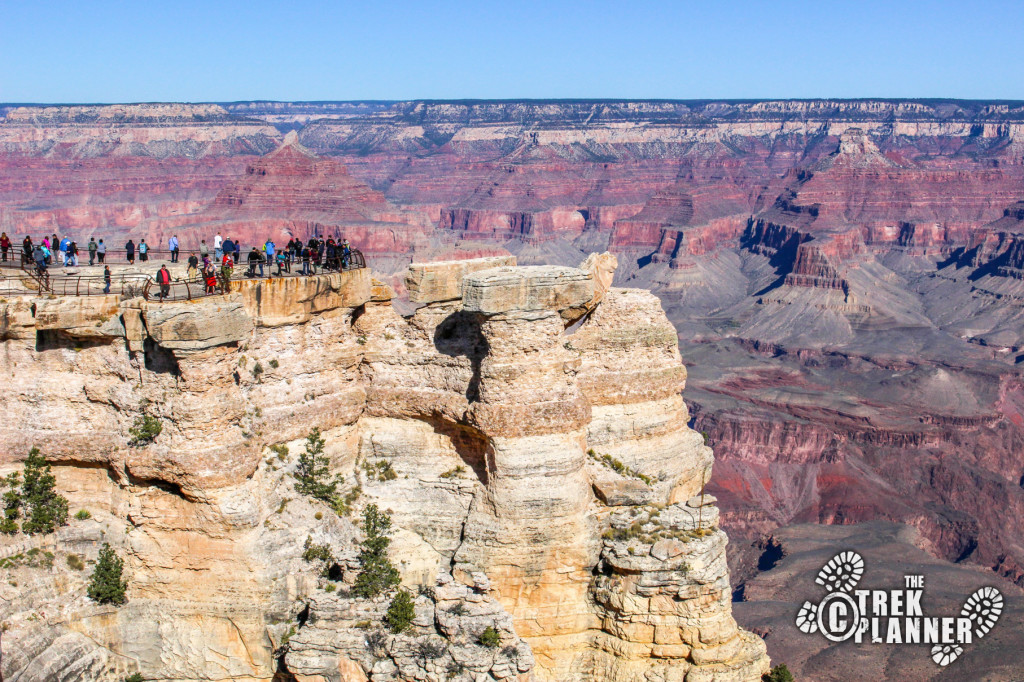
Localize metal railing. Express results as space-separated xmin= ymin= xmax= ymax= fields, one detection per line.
xmin=0 ymin=250 xmax=365 ymax=301
xmin=143 ymin=250 xmax=367 ymax=301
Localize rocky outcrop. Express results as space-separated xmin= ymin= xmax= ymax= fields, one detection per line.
xmin=0 ymin=257 xmax=767 ymax=682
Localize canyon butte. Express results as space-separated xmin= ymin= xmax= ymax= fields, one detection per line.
xmin=5 ymin=99 xmax=1024 ymax=680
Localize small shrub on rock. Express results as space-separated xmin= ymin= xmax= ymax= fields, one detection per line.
xmin=124 ymin=674 xmax=144 ymax=682
xmin=75 ymin=509 xmax=91 ymax=520
xmin=87 ymin=543 xmax=128 ymax=605
xmin=479 ymin=625 xmax=500 ymax=648
xmin=128 ymin=416 xmax=162 ymax=446
xmin=385 ymin=589 xmax=416 ymax=633
xmin=66 ymin=553 xmax=85 ymax=571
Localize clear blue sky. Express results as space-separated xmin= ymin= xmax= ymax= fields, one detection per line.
xmin=2 ymin=0 xmax=1022 ymax=103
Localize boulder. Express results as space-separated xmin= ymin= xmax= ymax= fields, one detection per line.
xmin=405 ymin=256 xmax=515 ymax=305
xmin=143 ymin=297 xmax=253 ymax=352
xmin=461 ymin=265 xmax=594 ymax=320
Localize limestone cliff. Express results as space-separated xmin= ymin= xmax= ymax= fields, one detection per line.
xmin=0 ymin=255 xmax=767 ymax=681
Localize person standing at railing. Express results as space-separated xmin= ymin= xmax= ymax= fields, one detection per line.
xmin=87 ymin=237 xmax=97 ymax=265
xmin=204 ymin=264 xmax=217 ymax=294
xmin=156 ymin=264 xmax=171 ymax=300
xmin=40 ymin=241 xmax=52 ymax=265
xmin=67 ymin=241 xmax=79 ymax=267
xmin=139 ymin=239 xmax=149 ymax=263
xmin=300 ymin=245 xmax=311 ymax=275
xmin=103 ymin=265 xmax=111 ymax=294
xmin=58 ymin=236 xmax=70 ymax=266
xmin=223 ymin=237 xmax=235 ymax=264
xmin=32 ymin=245 xmax=46 ymax=275
xmin=214 ymin=232 xmax=223 ymax=261
xmin=220 ymin=252 xmax=234 ymax=293
xmin=125 ymin=239 xmax=136 ymax=264
xmin=187 ymin=252 xmax=199 ymax=281
xmin=200 ymin=239 xmax=209 ymax=260
xmin=341 ymin=239 xmax=351 ymax=269
xmin=22 ymin=236 xmax=32 ymax=264
xmin=264 ymin=239 xmax=275 ymax=268
xmin=246 ymin=247 xmax=261 ymax=278
xmin=169 ymin=235 xmax=180 ymax=263
xmin=0 ymin=232 xmax=9 ymax=262
xmin=276 ymin=250 xmax=288 ymax=276
xmin=97 ymin=238 xmax=106 ymax=263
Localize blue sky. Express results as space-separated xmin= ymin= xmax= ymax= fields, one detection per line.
xmin=2 ymin=0 xmax=1022 ymax=103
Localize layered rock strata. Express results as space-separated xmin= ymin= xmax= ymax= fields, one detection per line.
xmin=0 ymin=255 xmax=766 ymax=681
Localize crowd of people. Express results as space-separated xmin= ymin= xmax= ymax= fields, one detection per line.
xmin=7 ymin=230 xmax=358 ymax=299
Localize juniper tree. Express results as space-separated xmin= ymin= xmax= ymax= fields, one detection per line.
xmin=87 ymin=543 xmax=128 ymax=605
xmin=20 ymin=448 xmax=68 ymax=535
xmin=294 ymin=428 xmax=339 ymax=503
xmin=353 ymin=504 xmax=400 ymax=598
xmin=0 ymin=472 xmax=21 ymax=535
xmin=385 ymin=588 xmax=416 ymax=633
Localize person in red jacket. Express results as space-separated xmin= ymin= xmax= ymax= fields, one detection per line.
xmin=156 ymin=264 xmax=171 ymax=300
xmin=0 ymin=232 xmax=10 ymax=262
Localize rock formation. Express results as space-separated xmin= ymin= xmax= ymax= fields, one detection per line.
xmin=0 ymin=255 xmax=767 ymax=681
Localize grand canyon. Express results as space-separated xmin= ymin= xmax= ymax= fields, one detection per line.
xmin=4 ymin=99 xmax=1024 ymax=680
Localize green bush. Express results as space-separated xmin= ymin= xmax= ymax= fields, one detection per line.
xmin=87 ymin=543 xmax=128 ymax=605
xmin=479 ymin=625 xmax=500 ymax=648
xmin=763 ymin=664 xmax=794 ymax=682
xmin=302 ymin=535 xmax=334 ymax=577
xmin=1 ymin=471 xmax=21 ymax=535
xmin=129 ymin=416 xmax=162 ymax=446
xmin=125 ymin=674 xmax=144 ymax=682
xmin=353 ymin=504 xmax=400 ymax=598
xmin=66 ymin=553 xmax=85 ymax=571
xmin=363 ymin=460 xmax=397 ymax=482
xmin=385 ymin=589 xmax=416 ymax=633
xmin=21 ymin=448 xmax=69 ymax=535
xmin=439 ymin=465 xmax=465 ymax=479
xmin=294 ymin=428 xmax=339 ymax=503
xmin=75 ymin=509 xmax=91 ymax=520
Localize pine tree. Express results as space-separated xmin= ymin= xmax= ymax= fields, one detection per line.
xmin=87 ymin=543 xmax=128 ymax=605
xmin=294 ymin=428 xmax=339 ymax=503
xmin=353 ymin=504 xmax=401 ymax=598
xmin=20 ymin=448 xmax=68 ymax=535
xmin=385 ymin=589 xmax=416 ymax=633
xmin=763 ymin=664 xmax=794 ymax=682
xmin=0 ymin=472 xmax=21 ymax=535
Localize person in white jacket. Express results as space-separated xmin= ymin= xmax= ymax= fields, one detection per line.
xmin=214 ymin=233 xmax=223 ymax=261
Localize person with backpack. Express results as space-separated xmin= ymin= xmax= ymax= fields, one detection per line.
xmin=300 ymin=245 xmax=311 ymax=275
xmin=156 ymin=264 xmax=171 ymax=300
xmin=220 ymin=252 xmax=234 ymax=293
xmin=125 ymin=239 xmax=136 ymax=264
xmin=139 ymin=239 xmax=149 ymax=262
xmin=87 ymin=237 xmax=98 ymax=265
xmin=66 ymin=241 xmax=79 ymax=267
xmin=169 ymin=235 xmax=179 ymax=263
